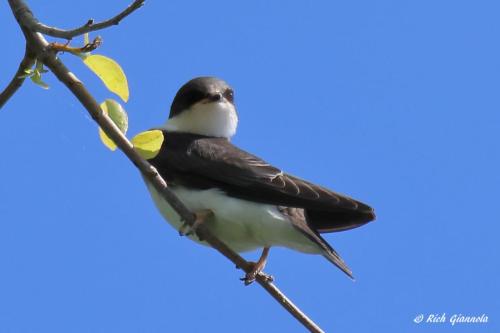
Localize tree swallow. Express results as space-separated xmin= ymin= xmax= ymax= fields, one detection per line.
xmin=145 ymin=77 xmax=375 ymax=284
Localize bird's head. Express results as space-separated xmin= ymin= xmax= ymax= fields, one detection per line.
xmin=165 ymin=77 xmax=238 ymax=138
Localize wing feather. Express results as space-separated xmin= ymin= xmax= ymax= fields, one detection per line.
xmin=150 ymin=132 xmax=375 ymax=232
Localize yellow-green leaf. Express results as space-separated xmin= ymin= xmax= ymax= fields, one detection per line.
xmin=131 ymin=130 xmax=164 ymax=159
xmin=98 ymin=99 xmax=128 ymax=151
xmin=18 ymin=68 xmax=33 ymax=79
xmin=84 ymin=54 xmax=129 ymax=102
xmin=31 ymin=71 xmax=49 ymax=89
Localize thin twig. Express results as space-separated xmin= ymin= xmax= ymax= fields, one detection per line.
xmin=49 ymin=36 xmax=102 ymax=54
xmin=22 ymin=0 xmax=144 ymax=40
xmin=0 ymin=46 xmax=36 ymax=109
xmin=6 ymin=1 xmax=325 ymax=332
xmin=258 ymin=281 xmax=325 ymax=333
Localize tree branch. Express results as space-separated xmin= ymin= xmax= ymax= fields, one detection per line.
xmin=0 ymin=46 xmax=36 ymax=109
xmin=5 ymin=1 xmax=325 ymax=332
xmin=20 ymin=0 xmax=145 ymax=40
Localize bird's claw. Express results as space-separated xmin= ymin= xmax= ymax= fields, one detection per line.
xmin=178 ymin=221 xmax=194 ymax=237
xmin=240 ymin=265 xmax=274 ymax=286
xmin=239 ymin=247 xmax=271 ymax=285
xmin=178 ymin=209 xmax=214 ymax=239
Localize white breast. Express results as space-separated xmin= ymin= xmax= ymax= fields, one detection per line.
xmin=165 ymin=100 xmax=238 ymax=138
xmin=144 ymin=181 xmax=321 ymax=254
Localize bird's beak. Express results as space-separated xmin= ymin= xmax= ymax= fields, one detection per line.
xmin=207 ymin=92 xmax=223 ymax=102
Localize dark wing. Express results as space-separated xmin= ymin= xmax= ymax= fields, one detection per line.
xmin=151 ymin=132 xmax=375 ymax=233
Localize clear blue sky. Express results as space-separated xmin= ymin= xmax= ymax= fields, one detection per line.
xmin=1 ymin=1 xmax=498 ymax=332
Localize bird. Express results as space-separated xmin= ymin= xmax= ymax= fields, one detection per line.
xmin=144 ymin=77 xmax=375 ymax=284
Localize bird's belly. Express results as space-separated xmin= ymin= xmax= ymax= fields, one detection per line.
xmin=144 ymin=182 xmax=319 ymax=254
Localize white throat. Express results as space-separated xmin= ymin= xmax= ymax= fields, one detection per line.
xmin=165 ymin=101 xmax=238 ymax=138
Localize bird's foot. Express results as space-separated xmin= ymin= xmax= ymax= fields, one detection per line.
xmin=241 ymin=266 xmax=274 ymax=286
xmin=240 ymin=247 xmax=273 ymax=286
xmin=179 ymin=209 xmax=214 ymax=239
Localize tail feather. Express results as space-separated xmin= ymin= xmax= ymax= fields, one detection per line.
xmin=322 ymin=247 xmax=354 ymax=280
xmin=283 ymin=206 xmax=357 ymax=279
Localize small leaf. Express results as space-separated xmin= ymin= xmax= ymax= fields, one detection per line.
xmin=30 ymin=71 xmax=49 ymax=89
xmin=98 ymin=99 xmax=128 ymax=151
xmin=18 ymin=69 xmax=34 ymax=79
xmin=83 ymin=54 xmax=129 ymax=102
xmin=84 ymin=33 xmax=90 ymax=46
xmin=131 ymin=130 xmax=164 ymax=159
xmin=35 ymin=60 xmax=48 ymax=73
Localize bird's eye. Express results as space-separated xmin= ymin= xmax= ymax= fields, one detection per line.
xmin=224 ymin=89 xmax=234 ymax=102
